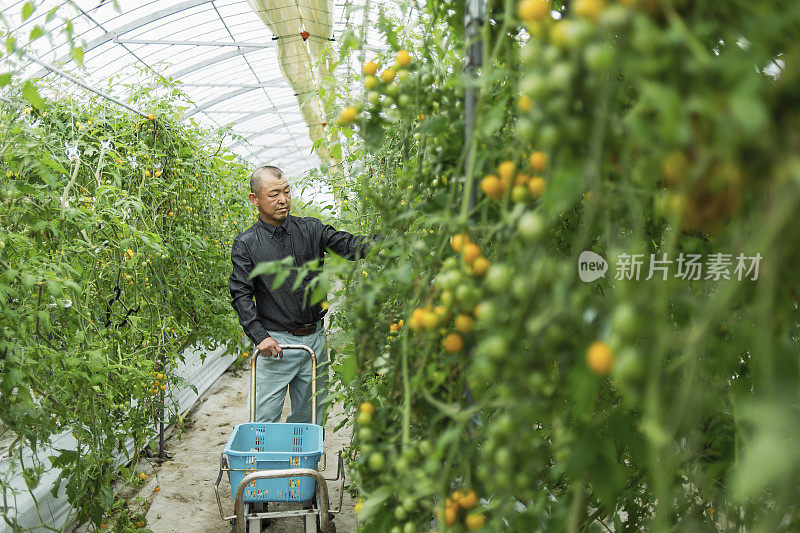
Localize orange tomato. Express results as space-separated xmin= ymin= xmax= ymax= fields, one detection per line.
xmin=586 ymin=341 xmax=614 ymax=374
xmin=443 ymin=333 xmax=464 ymax=353
xmin=528 ymin=177 xmax=546 ymax=198
xmin=480 ymin=175 xmax=505 ymax=201
xmin=529 ymin=151 xmax=548 ymax=171
xmin=462 ymin=242 xmax=482 ymax=265
xmin=471 ymin=256 xmax=490 ymax=277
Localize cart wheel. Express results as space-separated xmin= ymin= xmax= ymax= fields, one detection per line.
xmin=309 ymin=491 xmax=336 ymax=533
xmin=231 ymin=503 xmax=250 ymax=533
xmin=317 ymin=517 xmax=336 ymax=533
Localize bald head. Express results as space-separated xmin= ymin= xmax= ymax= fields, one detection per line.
xmin=248 ymin=165 xmax=291 ymax=225
xmin=250 ymin=166 xmax=285 ymax=195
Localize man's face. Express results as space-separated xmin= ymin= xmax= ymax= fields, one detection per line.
xmin=249 ymin=176 xmax=291 ymax=225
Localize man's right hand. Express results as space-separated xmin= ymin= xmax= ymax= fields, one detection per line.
xmin=256 ymin=337 xmax=283 ymax=358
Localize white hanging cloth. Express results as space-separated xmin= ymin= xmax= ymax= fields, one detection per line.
xmin=246 ymin=0 xmax=339 ymax=172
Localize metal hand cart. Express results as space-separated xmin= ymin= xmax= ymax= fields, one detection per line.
xmin=214 ymin=344 xmax=345 ymax=532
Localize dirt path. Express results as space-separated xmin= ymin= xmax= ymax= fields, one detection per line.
xmin=140 ymin=362 xmax=357 ymax=533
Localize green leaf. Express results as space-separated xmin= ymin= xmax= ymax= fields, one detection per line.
xmin=21 ymin=80 xmax=45 ymax=112
xmin=40 ymin=155 xmax=66 ymax=173
xmin=271 ymin=269 xmax=290 ymax=290
xmin=71 ymin=45 xmax=85 ymax=66
xmin=21 ymin=2 xmax=34 ymax=21
xmin=333 ymin=352 xmax=358 ymax=383
xmin=357 ymin=486 xmax=392 ymax=523
xmin=29 ymin=26 xmax=43 ymax=41
xmin=0 ymin=72 xmax=12 ymax=87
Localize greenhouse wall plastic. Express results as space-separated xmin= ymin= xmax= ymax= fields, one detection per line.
xmin=0 ymin=346 xmax=235 ymax=532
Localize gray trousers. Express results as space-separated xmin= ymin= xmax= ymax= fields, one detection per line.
xmin=252 ymin=322 xmax=328 ymax=425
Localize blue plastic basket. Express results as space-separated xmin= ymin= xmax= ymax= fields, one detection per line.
xmin=224 ymin=422 xmax=323 ymax=502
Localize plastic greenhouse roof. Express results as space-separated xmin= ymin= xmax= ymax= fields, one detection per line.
xmin=0 ymin=0 xmax=398 ymax=179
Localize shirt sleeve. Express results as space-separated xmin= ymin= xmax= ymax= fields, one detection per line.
xmin=229 ymin=237 xmax=271 ymax=345
xmin=315 ymin=218 xmax=381 ymax=260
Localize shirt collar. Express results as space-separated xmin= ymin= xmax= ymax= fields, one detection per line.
xmin=258 ymin=215 xmax=291 ymax=236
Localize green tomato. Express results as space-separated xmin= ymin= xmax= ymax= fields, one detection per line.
xmin=384 ymin=83 xmax=400 ymax=97
xmin=396 ymin=69 xmax=411 ymax=83
xmin=368 ymin=451 xmax=385 ymax=471
xmin=394 ymin=506 xmax=408 ymax=521
xmin=584 ymin=43 xmax=615 ymax=71
xmin=517 ymin=211 xmax=545 ymax=241
xmin=358 ymin=427 xmax=373 ymax=441
xmin=516 ymin=117 xmax=536 ymax=141
xmin=402 ymin=496 xmax=416 ymax=513
xmin=394 ymin=457 xmax=409 ymax=472
xmin=403 ymin=522 xmax=417 ymax=533
xmin=478 ymin=335 xmax=508 ymax=361
xmin=511 ymin=185 xmax=530 ymax=203
xmin=417 ymin=440 xmax=432 ymax=456
xmin=436 ymin=270 xmax=462 ymax=291
xmin=485 ymin=263 xmax=513 ymax=292
xmin=367 ymin=91 xmax=382 ymax=106
xmin=364 ymin=75 xmax=380 ymax=90
xmin=455 ymin=283 xmax=478 ymax=306
xmin=612 ymin=303 xmax=638 ymax=339
xmin=357 ymin=411 xmax=373 ymax=426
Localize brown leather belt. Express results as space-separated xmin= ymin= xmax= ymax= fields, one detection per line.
xmin=288 ymin=321 xmax=320 ymax=336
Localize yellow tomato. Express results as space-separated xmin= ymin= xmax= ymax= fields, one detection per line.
xmin=518 ymin=94 xmax=533 ymax=112
xmin=480 ymin=175 xmax=505 ymax=201
xmin=498 ymin=161 xmax=516 ymax=184
xmin=363 ymin=61 xmax=379 ymax=75
xmin=450 ymin=233 xmax=471 ymax=253
xmin=518 ymin=0 xmax=551 ymax=22
xmin=462 ymin=242 xmax=482 ymax=265
xmin=381 ymin=69 xmax=396 ymax=83
xmin=529 ymin=151 xmax=548 ymax=171
xmin=574 ymin=0 xmax=606 ymax=21
xmin=396 ymin=49 xmax=412 ymax=67
xmin=586 ymin=341 xmax=614 ymax=374
xmin=340 ymin=107 xmax=358 ymax=123
xmin=528 ymin=176 xmax=546 ymax=198
xmin=465 ymin=511 xmax=487 ymax=530
xmin=443 ymin=333 xmax=464 ymax=353
xmin=455 ymin=314 xmax=475 ymax=334
xmin=458 ymin=490 xmax=479 ymax=510
xmin=471 ymin=256 xmax=490 ymax=277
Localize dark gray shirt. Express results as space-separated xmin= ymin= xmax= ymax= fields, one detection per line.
xmin=229 ymin=214 xmax=375 ymax=345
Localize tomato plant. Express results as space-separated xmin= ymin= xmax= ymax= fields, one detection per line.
xmin=0 ymin=73 xmax=256 ymax=528
xmin=325 ymin=0 xmax=800 ymax=531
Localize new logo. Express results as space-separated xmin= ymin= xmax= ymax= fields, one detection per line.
xmin=578 ymin=251 xmax=608 ymax=282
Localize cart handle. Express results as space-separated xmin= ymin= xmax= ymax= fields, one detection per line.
xmin=250 ymin=344 xmax=318 ymax=424
xmin=233 ymin=468 xmax=331 ymax=533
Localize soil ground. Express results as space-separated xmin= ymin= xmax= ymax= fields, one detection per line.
xmin=139 ymin=362 xmax=357 ymax=533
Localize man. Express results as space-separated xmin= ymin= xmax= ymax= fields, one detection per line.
xmin=229 ymin=165 xmax=375 ymax=425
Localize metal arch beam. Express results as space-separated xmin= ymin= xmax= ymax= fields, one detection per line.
xmin=203 ymin=103 xmax=299 ymax=116
xmin=229 ymin=133 xmax=293 ymax=150
xmin=185 ymin=87 xmax=261 ymax=117
xmin=227 ymin=119 xmax=309 ymax=149
xmin=32 ymin=0 xmax=216 ymax=78
xmin=113 ymin=38 xmax=275 ymax=48
xmin=178 ymin=83 xmax=277 ymax=88
xmin=248 ymin=145 xmax=313 ymax=162
xmin=170 ymin=48 xmax=264 ymax=79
